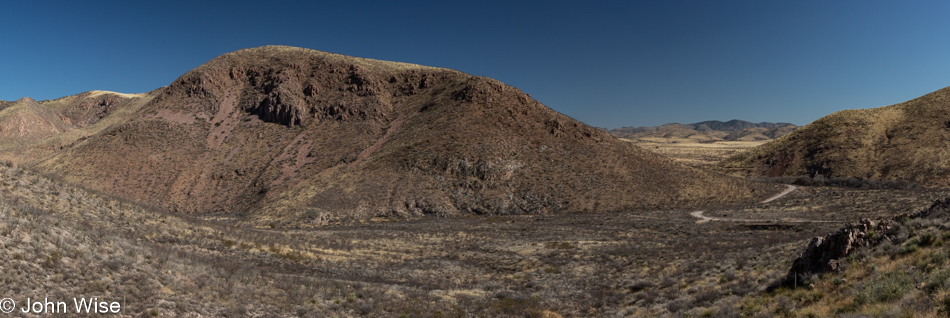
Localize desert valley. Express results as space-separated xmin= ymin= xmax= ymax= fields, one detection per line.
xmin=3 ymin=46 xmax=950 ymax=317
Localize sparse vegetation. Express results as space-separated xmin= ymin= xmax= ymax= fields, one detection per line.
xmin=754 ymin=175 xmax=922 ymax=190
xmin=2 ymin=163 xmax=944 ymax=316
xmin=626 ymin=138 xmax=768 ymax=169
xmin=3 ymin=46 xmax=949 ymax=317
xmin=4 ymin=46 xmax=776 ymax=226
xmin=722 ymin=85 xmax=950 ymax=187
xmin=0 ymin=161 xmax=928 ymax=317
xmin=739 ymin=199 xmax=950 ymax=317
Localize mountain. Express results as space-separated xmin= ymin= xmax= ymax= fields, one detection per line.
xmin=721 ymin=86 xmax=950 ymax=186
xmin=42 ymin=90 xmax=154 ymax=128
xmin=608 ymin=120 xmax=798 ymax=142
xmin=0 ymin=97 xmax=72 ymax=142
xmin=692 ymin=120 xmax=793 ymax=132
xmin=722 ymin=124 xmax=800 ymax=142
xmin=0 ymin=92 xmax=153 ymax=165
xmin=28 ymin=46 xmax=773 ymax=224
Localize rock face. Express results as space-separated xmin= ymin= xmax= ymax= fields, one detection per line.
xmin=785 ymin=198 xmax=950 ymax=286
xmin=33 ymin=46 xmax=774 ymax=224
xmin=787 ymin=219 xmax=896 ymax=282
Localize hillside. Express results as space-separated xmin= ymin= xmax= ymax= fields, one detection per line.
xmin=29 ymin=46 xmax=775 ymax=223
xmin=14 ymin=148 xmax=933 ymax=317
xmin=722 ymin=125 xmax=799 ymax=141
xmin=693 ymin=119 xmax=792 ymax=132
xmin=0 ymin=97 xmax=72 ymax=142
xmin=0 ymin=160 xmax=558 ymax=316
xmin=609 ymin=120 xmax=797 ymax=142
xmin=721 ymin=86 xmax=950 ymax=187
xmin=739 ymin=198 xmax=950 ymax=317
xmin=41 ymin=90 xmax=153 ymax=128
xmin=0 ymin=92 xmax=153 ymax=165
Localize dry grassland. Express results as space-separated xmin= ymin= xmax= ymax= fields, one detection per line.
xmin=625 ymin=138 xmax=767 ymax=169
xmin=1 ymin=161 xmax=943 ymax=316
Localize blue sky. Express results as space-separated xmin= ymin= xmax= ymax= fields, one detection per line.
xmin=2 ymin=1 xmax=948 ymax=128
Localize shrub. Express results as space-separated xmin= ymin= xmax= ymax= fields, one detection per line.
xmin=544 ymin=242 xmax=576 ymax=249
xmin=755 ymin=175 xmax=921 ymax=190
xmin=693 ymin=288 xmax=722 ymax=307
xmin=855 ymin=271 xmax=914 ymax=305
xmin=941 ymin=294 xmax=950 ymax=315
xmin=875 ymin=239 xmax=898 ymax=257
xmin=932 ymin=251 xmax=949 ymax=266
xmin=628 ymin=279 xmax=654 ymax=293
xmin=919 ymin=232 xmax=937 ymax=247
xmin=773 ymin=296 xmax=796 ymax=316
xmin=665 ymin=297 xmax=690 ymax=313
xmin=357 ymin=302 xmax=375 ymax=315
xmin=899 ymin=240 xmax=919 ymax=255
xmin=925 ymin=268 xmax=950 ymax=293
xmin=491 ymin=294 xmax=540 ymax=316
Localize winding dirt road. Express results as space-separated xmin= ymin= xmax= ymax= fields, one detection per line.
xmin=759 ymin=184 xmax=798 ymax=204
xmin=690 ymin=185 xmax=835 ymax=223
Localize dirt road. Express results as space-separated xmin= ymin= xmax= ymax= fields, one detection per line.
xmin=691 ymin=185 xmax=834 ymax=223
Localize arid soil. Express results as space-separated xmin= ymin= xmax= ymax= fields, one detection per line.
xmin=2 ymin=162 xmax=942 ymax=316
xmin=690 ymin=185 xmax=821 ymax=223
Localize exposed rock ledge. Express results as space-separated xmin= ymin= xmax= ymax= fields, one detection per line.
xmin=783 ymin=198 xmax=950 ymax=286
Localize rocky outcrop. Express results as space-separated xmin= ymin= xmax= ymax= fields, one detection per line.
xmin=784 ymin=198 xmax=950 ymax=286
xmin=254 ymin=85 xmax=307 ymax=127
xmin=787 ymin=219 xmax=895 ymax=282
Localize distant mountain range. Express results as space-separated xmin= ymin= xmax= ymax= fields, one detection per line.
xmin=605 ymin=120 xmax=799 ymax=142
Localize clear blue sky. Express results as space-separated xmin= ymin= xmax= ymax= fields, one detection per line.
xmin=2 ymin=1 xmax=949 ymax=128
